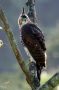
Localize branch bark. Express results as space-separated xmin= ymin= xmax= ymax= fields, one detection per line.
xmin=26 ymin=0 xmax=37 ymax=23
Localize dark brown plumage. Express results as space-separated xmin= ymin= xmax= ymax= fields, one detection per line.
xmin=21 ymin=23 xmax=46 ymax=68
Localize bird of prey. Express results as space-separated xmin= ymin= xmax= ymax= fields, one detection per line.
xmin=18 ymin=9 xmax=47 ymax=83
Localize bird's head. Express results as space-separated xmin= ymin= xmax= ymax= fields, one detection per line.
xmin=18 ymin=8 xmax=31 ymax=28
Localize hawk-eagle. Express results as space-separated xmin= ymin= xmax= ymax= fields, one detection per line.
xmin=18 ymin=10 xmax=47 ymax=82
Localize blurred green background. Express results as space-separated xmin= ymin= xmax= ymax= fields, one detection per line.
xmin=0 ymin=0 xmax=59 ymax=90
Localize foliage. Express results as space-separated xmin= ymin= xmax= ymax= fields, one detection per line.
xmin=0 ymin=71 xmax=51 ymax=90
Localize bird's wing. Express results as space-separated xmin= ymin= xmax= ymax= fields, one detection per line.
xmin=21 ymin=23 xmax=46 ymax=67
xmin=21 ymin=23 xmax=46 ymax=51
xmin=29 ymin=24 xmax=46 ymax=51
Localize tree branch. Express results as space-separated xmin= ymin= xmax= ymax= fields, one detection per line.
xmin=26 ymin=0 xmax=37 ymax=23
xmin=37 ymin=73 xmax=59 ymax=90
xmin=0 ymin=8 xmax=33 ymax=89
